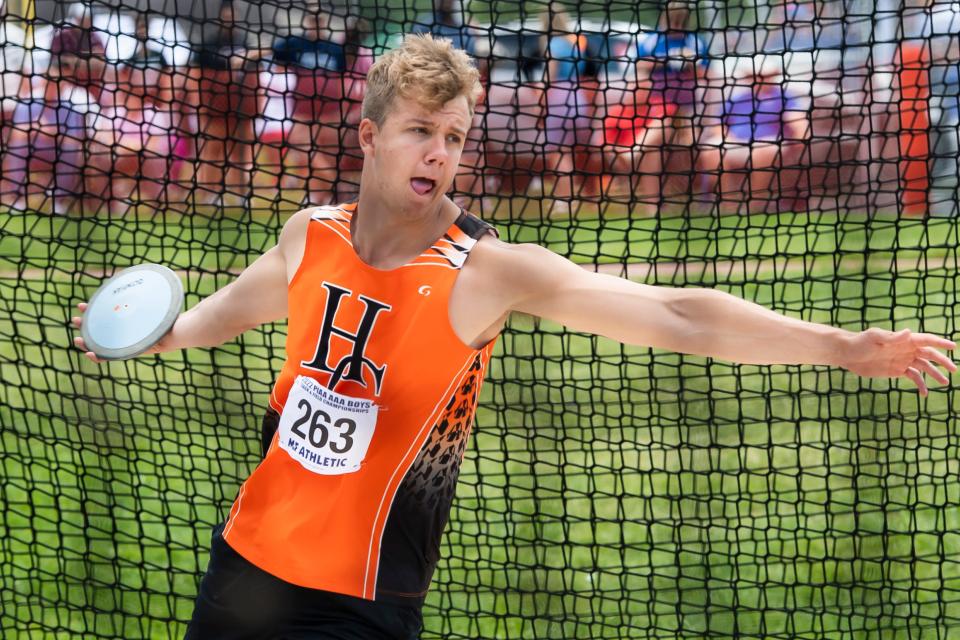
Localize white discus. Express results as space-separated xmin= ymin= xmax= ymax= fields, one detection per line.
xmin=81 ymin=263 xmax=183 ymax=360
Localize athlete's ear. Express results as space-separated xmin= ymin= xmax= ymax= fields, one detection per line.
xmin=358 ymin=118 xmax=378 ymax=155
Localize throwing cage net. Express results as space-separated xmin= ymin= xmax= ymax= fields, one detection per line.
xmin=2 ymin=1 xmax=959 ymax=637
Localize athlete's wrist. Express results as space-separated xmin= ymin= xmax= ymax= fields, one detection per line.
xmin=151 ymin=313 xmax=186 ymax=354
xmin=824 ymin=327 xmax=857 ymax=369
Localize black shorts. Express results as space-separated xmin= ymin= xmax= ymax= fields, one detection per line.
xmin=184 ymin=523 xmax=423 ymax=640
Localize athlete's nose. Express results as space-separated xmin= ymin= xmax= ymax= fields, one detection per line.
xmin=423 ymin=133 xmax=448 ymax=166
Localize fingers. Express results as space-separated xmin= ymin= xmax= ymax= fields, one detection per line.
xmin=914 ymin=332 xmax=956 ymax=351
xmin=899 ymin=333 xmax=957 ymax=397
xmin=918 ymin=346 xmax=958 ymax=373
xmin=906 ymin=342 xmax=958 ymax=395
xmin=72 ymin=302 xmax=88 ymax=328
xmin=912 ymin=358 xmax=950 ymax=386
xmin=904 ymin=367 xmax=928 ymax=397
xmin=72 ymin=336 xmax=102 ymax=363
xmin=71 ymin=302 xmax=100 ymax=362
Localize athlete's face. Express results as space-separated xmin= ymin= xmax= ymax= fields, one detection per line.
xmin=359 ymin=95 xmax=471 ymax=210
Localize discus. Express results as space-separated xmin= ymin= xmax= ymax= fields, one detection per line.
xmin=80 ymin=264 xmax=183 ymax=360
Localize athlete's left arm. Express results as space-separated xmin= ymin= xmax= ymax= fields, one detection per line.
xmin=493 ymin=242 xmax=956 ymax=395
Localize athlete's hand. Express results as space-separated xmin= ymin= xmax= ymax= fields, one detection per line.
xmin=840 ymin=328 xmax=956 ymax=396
xmin=71 ymin=302 xmax=104 ymax=363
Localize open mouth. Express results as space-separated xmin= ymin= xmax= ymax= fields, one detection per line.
xmin=410 ymin=178 xmax=436 ymax=197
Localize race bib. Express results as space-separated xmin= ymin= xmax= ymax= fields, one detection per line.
xmin=278 ymin=375 xmax=378 ymax=475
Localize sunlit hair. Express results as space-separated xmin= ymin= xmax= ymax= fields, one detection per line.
xmin=361 ymin=33 xmax=482 ymax=126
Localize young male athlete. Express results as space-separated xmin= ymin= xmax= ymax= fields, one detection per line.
xmin=73 ymin=35 xmax=956 ymax=639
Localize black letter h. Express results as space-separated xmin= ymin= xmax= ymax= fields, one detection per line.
xmin=301 ymin=282 xmax=391 ymax=395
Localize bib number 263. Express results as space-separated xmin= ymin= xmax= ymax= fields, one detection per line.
xmin=278 ymin=375 xmax=378 ymax=475
xmin=289 ymin=400 xmax=356 ymax=453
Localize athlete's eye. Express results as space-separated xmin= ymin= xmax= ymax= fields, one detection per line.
xmin=447 ymin=134 xmax=462 ymax=144
xmin=411 ymin=127 xmax=428 ymax=135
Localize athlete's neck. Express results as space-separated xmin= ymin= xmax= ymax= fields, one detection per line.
xmin=350 ymin=191 xmax=459 ymax=271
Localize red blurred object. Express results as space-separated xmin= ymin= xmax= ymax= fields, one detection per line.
xmin=603 ymin=101 xmax=676 ymax=148
xmin=897 ymin=42 xmax=930 ymax=216
xmin=292 ymin=67 xmax=343 ymax=121
xmin=193 ymin=66 xmax=259 ymax=120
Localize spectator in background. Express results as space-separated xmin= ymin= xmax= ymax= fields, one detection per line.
xmin=598 ymin=58 xmax=677 ymax=211
xmin=0 ymin=1 xmax=29 ymax=101
xmin=194 ymin=0 xmax=254 ymax=71
xmin=1 ymin=57 xmax=97 ymax=213
xmin=253 ymin=58 xmax=297 ymax=189
xmin=411 ymin=0 xmax=476 ymax=55
xmin=510 ymin=4 xmax=544 ymax=83
xmin=192 ymin=0 xmax=260 ymax=204
xmin=272 ymin=10 xmax=345 ymax=71
xmin=639 ymin=0 xmax=710 ymax=200
xmin=257 ymin=8 xmax=344 ymax=187
xmin=904 ymin=0 xmax=960 ymax=213
xmin=86 ymin=60 xmax=176 ymax=211
xmin=541 ymin=6 xmax=590 ymax=209
xmin=128 ymin=12 xmax=166 ymax=70
xmin=130 ymin=12 xmax=196 ymax=207
xmin=696 ymin=66 xmax=810 ymax=212
xmin=719 ymin=72 xmax=808 ymax=145
xmin=931 ymin=61 xmax=959 ymax=211
xmin=639 ymin=0 xmax=709 ymax=105
xmin=50 ymin=2 xmax=107 ymax=89
xmin=336 ymin=16 xmax=375 ymax=201
xmin=343 ymin=16 xmax=374 ymax=79
xmin=271 ymin=7 xmax=347 ymax=202
xmin=543 ymin=8 xmax=587 ymax=84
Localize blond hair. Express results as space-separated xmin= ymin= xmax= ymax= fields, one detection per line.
xmin=361 ymin=34 xmax=482 ymax=126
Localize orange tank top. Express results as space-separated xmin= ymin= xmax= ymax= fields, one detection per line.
xmin=222 ymin=202 xmax=498 ymax=604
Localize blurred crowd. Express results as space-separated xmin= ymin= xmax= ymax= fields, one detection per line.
xmin=0 ymin=0 xmax=957 ymax=215
xmin=0 ymin=0 xmax=374 ymax=213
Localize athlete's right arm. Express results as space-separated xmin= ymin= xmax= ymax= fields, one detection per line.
xmin=73 ymin=208 xmax=312 ymax=361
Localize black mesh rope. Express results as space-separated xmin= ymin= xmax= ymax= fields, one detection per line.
xmin=1 ymin=1 xmax=958 ymax=638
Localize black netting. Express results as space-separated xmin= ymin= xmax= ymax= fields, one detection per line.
xmin=2 ymin=1 xmax=959 ymax=638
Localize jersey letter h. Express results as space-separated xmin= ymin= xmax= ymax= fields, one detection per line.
xmin=301 ymin=282 xmax=392 ymax=395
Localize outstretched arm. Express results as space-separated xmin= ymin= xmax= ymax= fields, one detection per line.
xmin=494 ymin=243 xmax=956 ymax=395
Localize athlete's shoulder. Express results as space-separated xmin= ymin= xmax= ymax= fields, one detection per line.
xmin=467 ymin=231 xmax=550 ymax=263
xmin=278 ymin=207 xmax=313 ymax=245
xmin=456 ymin=234 xmax=584 ymax=323
xmin=468 ymin=232 xmax=587 ymax=298
xmin=276 ymin=204 xmax=350 ymax=274
xmin=463 ymin=230 xmax=557 ymax=282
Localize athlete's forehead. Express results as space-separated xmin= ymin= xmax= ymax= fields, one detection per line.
xmin=386 ymin=95 xmax=471 ymax=136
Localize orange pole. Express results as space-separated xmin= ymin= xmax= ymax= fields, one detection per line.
xmin=897 ymin=42 xmax=930 ymax=216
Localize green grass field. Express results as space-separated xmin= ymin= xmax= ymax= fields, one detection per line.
xmin=1 ymin=207 xmax=959 ymax=639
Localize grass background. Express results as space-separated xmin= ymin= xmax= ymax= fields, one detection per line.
xmin=1 ymin=205 xmax=959 ymax=638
